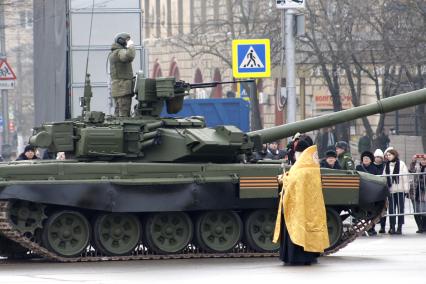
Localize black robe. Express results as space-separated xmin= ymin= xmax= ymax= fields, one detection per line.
xmin=279 ymin=215 xmax=319 ymax=265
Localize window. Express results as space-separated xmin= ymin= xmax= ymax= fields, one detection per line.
xmin=20 ymin=10 xmax=33 ymax=29
xmin=144 ymin=0 xmax=150 ymax=38
xmin=156 ymin=0 xmax=161 ymax=37
xmin=178 ymin=0 xmax=183 ymax=34
xmin=167 ymin=0 xmax=172 ymax=37
xmin=190 ymin=0 xmax=194 ymax=33
xmin=201 ymin=1 xmax=206 ymax=33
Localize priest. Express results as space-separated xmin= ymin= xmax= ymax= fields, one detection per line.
xmin=273 ymin=145 xmax=329 ymax=265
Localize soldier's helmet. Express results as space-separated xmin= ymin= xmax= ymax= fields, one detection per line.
xmin=114 ymin=32 xmax=131 ymax=47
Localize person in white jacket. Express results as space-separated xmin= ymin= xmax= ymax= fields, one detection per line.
xmin=380 ymin=149 xmax=409 ymax=234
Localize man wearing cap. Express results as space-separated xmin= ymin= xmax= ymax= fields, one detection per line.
xmin=335 ymin=141 xmax=355 ymax=170
xmin=320 ymin=150 xmax=341 ymax=169
xmin=109 ymin=32 xmax=136 ymax=117
xmin=16 ymin=145 xmax=39 ymax=161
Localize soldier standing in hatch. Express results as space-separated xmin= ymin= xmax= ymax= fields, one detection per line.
xmin=109 ymin=32 xmax=136 ymax=117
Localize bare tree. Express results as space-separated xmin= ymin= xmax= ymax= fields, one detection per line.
xmin=169 ymin=0 xmax=281 ymax=130
xmin=303 ymin=0 xmax=425 ymax=147
xmin=303 ymin=0 xmax=355 ymax=142
xmin=398 ymin=0 xmax=426 ymax=148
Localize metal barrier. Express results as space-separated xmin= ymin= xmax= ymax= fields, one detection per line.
xmin=381 ymin=172 xmax=426 ymax=217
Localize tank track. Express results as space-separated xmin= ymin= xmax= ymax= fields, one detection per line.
xmin=0 ymin=201 xmax=385 ymax=262
xmin=323 ymin=201 xmax=388 ymax=256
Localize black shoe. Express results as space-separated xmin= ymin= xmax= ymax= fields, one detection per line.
xmin=388 ymin=228 xmax=396 ymax=235
xmin=395 ymin=227 xmax=402 ymax=235
xmin=379 ymin=228 xmax=385 ymax=234
xmin=368 ymin=229 xmax=377 ymax=236
xmin=416 ymin=230 xmax=424 ymax=234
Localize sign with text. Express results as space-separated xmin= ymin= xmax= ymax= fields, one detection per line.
xmin=0 ymin=80 xmax=15 ymax=89
xmin=314 ymin=87 xmax=352 ymax=110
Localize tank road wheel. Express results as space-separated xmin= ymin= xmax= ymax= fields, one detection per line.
xmin=195 ymin=211 xmax=243 ymax=253
xmin=93 ymin=213 xmax=141 ymax=256
xmin=326 ymin=207 xmax=343 ymax=250
xmin=42 ymin=211 xmax=91 ymax=257
xmin=244 ymin=209 xmax=279 ymax=252
xmin=143 ymin=212 xmax=193 ymax=254
xmin=8 ymin=200 xmax=47 ymax=237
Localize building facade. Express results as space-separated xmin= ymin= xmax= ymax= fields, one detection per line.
xmin=142 ymin=0 xmax=392 ymax=135
xmin=3 ymin=0 xmax=34 ymax=153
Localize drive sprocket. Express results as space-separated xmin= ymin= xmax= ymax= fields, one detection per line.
xmin=8 ymin=200 xmax=47 ymax=237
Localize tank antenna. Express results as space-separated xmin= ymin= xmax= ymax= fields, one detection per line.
xmin=84 ymin=0 xmax=95 ymax=77
xmin=81 ymin=0 xmax=96 ymax=117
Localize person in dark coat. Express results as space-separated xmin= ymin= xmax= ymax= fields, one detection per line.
xmin=373 ymin=149 xmax=385 ymax=173
xmin=320 ymin=150 xmax=342 ymax=169
xmin=356 ymin=151 xmax=379 ymax=175
xmin=16 ymin=145 xmax=39 ymax=161
xmin=358 ymin=132 xmax=372 ymax=154
xmin=409 ymin=155 xmax=426 ymax=233
xmin=316 ymin=127 xmax=336 ymax=158
xmin=252 ymin=144 xmax=268 ymax=161
xmin=375 ymin=129 xmax=390 ymax=152
xmin=265 ymin=141 xmax=286 ymax=160
xmin=355 ymin=151 xmax=380 ymax=235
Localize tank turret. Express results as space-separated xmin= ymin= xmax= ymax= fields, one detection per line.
xmin=29 ymin=74 xmax=426 ymax=162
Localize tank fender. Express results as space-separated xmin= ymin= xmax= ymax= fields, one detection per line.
xmin=0 ymin=182 xmax=244 ymax=212
xmin=358 ymin=172 xmax=389 ymax=205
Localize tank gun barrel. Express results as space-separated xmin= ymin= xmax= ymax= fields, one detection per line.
xmin=172 ymin=79 xmax=255 ymax=95
xmin=186 ymin=79 xmax=255 ymax=89
xmin=248 ymin=88 xmax=426 ymax=144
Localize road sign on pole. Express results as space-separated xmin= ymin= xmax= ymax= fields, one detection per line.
xmin=0 ymin=59 xmax=16 ymax=90
xmin=232 ymin=39 xmax=271 ymax=78
xmin=0 ymin=59 xmax=17 ymax=80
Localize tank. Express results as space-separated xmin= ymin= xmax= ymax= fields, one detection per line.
xmin=0 ymin=72 xmax=425 ymax=262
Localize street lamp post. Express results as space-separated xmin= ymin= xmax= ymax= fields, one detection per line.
xmin=0 ymin=0 xmax=10 ymax=147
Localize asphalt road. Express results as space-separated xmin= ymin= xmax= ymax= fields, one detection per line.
xmin=0 ymin=218 xmax=425 ymax=284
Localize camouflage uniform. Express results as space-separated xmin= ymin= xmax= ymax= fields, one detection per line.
xmin=338 ymin=152 xmax=355 ymax=170
xmin=109 ymin=40 xmax=135 ymax=117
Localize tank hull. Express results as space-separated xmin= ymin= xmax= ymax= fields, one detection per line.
xmin=0 ymin=160 xmax=387 ymax=261
xmin=0 ymin=161 xmax=386 ymax=211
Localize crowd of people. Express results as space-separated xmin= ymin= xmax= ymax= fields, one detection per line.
xmin=253 ymin=128 xmax=426 ymax=236
xmin=14 ymin=145 xmax=66 ymax=161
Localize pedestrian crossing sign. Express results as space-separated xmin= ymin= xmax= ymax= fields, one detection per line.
xmin=232 ymin=39 xmax=270 ymax=78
